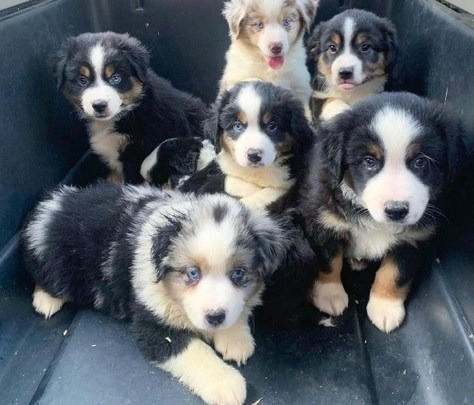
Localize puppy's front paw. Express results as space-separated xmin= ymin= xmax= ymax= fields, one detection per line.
xmin=214 ymin=327 xmax=255 ymax=366
xmin=366 ymin=295 xmax=405 ymax=333
xmin=32 ymin=286 xmax=64 ymax=319
xmin=312 ymin=281 xmax=348 ymax=316
xmin=201 ymin=365 xmax=246 ymax=405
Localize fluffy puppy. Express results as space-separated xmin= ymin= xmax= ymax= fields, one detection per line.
xmin=307 ymin=9 xmax=397 ymax=121
xmin=53 ymin=32 xmax=208 ymax=183
xmin=221 ymin=0 xmax=319 ymax=115
xmin=299 ymin=92 xmax=464 ymax=332
xmin=180 ymin=81 xmax=314 ymax=210
xmin=22 ymin=182 xmax=287 ymax=405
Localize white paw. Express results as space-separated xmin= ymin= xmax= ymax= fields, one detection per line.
xmin=32 ymin=286 xmax=64 ymax=319
xmin=312 ymin=281 xmax=349 ymax=316
xmin=201 ymin=365 xmax=247 ymax=405
xmin=366 ymin=295 xmax=405 ymax=333
xmin=214 ymin=328 xmax=255 ymax=366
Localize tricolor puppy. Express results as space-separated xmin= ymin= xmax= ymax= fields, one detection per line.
xmin=22 ymin=182 xmax=286 ymax=404
xmin=307 ymin=9 xmax=397 ymax=121
xmin=299 ymin=93 xmax=464 ymax=332
xmin=221 ymin=0 xmax=319 ymax=115
xmin=53 ymin=32 xmax=207 ymax=183
xmin=180 ymin=81 xmax=314 ymax=210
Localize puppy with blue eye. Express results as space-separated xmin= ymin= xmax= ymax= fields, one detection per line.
xmin=22 ymin=182 xmax=287 ymax=404
xmin=178 ymin=81 xmax=314 ymax=210
xmin=53 ymin=32 xmax=208 ymax=183
xmin=307 ymin=9 xmax=398 ymax=121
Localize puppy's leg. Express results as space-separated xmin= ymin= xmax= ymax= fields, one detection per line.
xmin=312 ymin=248 xmax=348 ymax=316
xmin=133 ymin=308 xmax=246 ymax=405
xmin=366 ymin=245 xmax=422 ymax=333
xmin=32 ymin=286 xmax=65 ymax=319
xmin=213 ymin=314 xmax=255 ymax=366
xmin=320 ymin=99 xmax=351 ymax=121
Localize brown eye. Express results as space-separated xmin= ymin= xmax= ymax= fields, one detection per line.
xmin=360 ymin=43 xmax=371 ymax=52
xmin=328 ymin=44 xmax=338 ymax=53
xmin=77 ymin=75 xmax=88 ymax=86
xmin=363 ymin=156 xmax=378 ymax=170
xmin=267 ymin=121 xmax=278 ymax=132
xmin=413 ymin=156 xmax=428 ymax=170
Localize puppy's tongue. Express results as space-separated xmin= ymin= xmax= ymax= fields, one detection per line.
xmin=339 ymin=83 xmax=355 ymax=90
xmin=267 ymin=56 xmax=284 ymax=70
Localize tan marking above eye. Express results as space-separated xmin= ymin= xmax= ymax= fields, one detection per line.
xmin=262 ymin=111 xmax=272 ymax=124
xmin=355 ymin=33 xmax=370 ymax=46
xmin=330 ymin=32 xmax=342 ymax=47
xmin=237 ymin=112 xmax=248 ymax=125
xmin=367 ymin=143 xmax=384 ymax=160
xmin=80 ymin=66 xmax=90 ymax=78
xmin=104 ymin=64 xmax=115 ymax=79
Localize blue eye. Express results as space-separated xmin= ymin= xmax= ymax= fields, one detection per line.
xmin=360 ymin=43 xmax=371 ymax=52
xmin=267 ymin=121 xmax=278 ymax=132
xmin=363 ymin=156 xmax=378 ymax=170
xmin=185 ymin=267 xmax=201 ymax=284
xmin=256 ymin=21 xmax=264 ymax=30
xmin=109 ymin=73 xmax=122 ymax=85
xmin=413 ymin=156 xmax=428 ymax=170
xmin=282 ymin=18 xmax=291 ymax=28
xmin=77 ymin=75 xmax=88 ymax=86
xmin=230 ymin=267 xmax=246 ymax=285
xmin=233 ymin=121 xmax=245 ymax=133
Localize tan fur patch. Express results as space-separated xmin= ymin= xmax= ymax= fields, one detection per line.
xmin=262 ymin=111 xmax=272 ymax=124
xmin=318 ymin=55 xmax=332 ymax=80
xmin=330 ymin=32 xmax=342 ymax=47
xmin=355 ymin=33 xmax=369 ymax=46
xmin=80 ymin=66 xmax=90 ymax=77
xmin=366 ymin=53 xmax=387 ymax=77
xmin=222 ymin=132 xmax=237 ymax=159
xmin=104 ymin=64 xmax=115 ymax=79
xmin=371 ymin=257 xmax=409 ymax=300
xmin=406 ymin=143 xmax=421 ymax=159
xmin=237 ymin=112 xmax=248 ymax=125
xmin=318 ymin=249 xmax=343 ymax=284
xmin=120 ymin=77 xmax=144 ymax=106
xmin=368 ymin=143 xmax=384 ymax=160
xmin=318 ymin=209 xmax=351 ymax=233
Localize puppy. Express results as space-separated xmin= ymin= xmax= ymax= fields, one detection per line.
xmin=299 ymin=92 xmax=464 ymax=332
xmin=53 ymin=32 xmax=208 ymax=183
xmin=22 ymin=182 xmax=286 ymax=404
xmin=179 ymin=81 xmax=314 ymax=211
xmin=307 ymin=9 xmax=397 ymax=121
xmin=221 ymin=0 xmax=319 ymax=115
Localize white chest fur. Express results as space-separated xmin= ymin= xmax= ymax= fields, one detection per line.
xmin=218 ymin=151 xmax=295 ymax=210
xmin=88 ymin=120 xmax=129 ymax=173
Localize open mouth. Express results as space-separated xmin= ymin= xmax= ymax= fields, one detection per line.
xmin=266 ymin=56 xmax=285 ymax=70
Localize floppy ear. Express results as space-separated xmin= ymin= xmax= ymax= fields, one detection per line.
xmin=296 ymin=0 xmax=320 ymax=33
xmin=379 ymin=17 xmax=398 ymax=73
xmin=117 ymin=34 xmax=150 ymax=83
xmin=202 ymin=90 xmax=231 ymax=153
xmin=317 ymin=120 xmax=345 ymax=186
xmin=51 ymin=37 xmax=74 ymax=89
xmin=250 ymin=211 xmax=289 ymax=280
xmin=222 ymin=0 xmax=247 ymax=38
xmin=289 ymin=97 xmax=315 ymax=154
xmin=440 ymin=110 xmax=466 ymax=185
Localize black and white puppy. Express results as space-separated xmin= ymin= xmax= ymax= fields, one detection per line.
xmin=307 ymin=9 xmax=397 ymax=121
xmin=22 ymin=182 xmax=286 ymax=404
xmin=53 ymin=32 xmax=208 ymax=183
xmin=179 ymin=81 xmax=314 ymax=210
xmin=299 ymin=92 xmax=464 ymax=332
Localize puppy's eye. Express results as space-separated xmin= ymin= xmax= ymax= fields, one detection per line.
xmin=328 ymin=44 xmax=338 ymax=53
xmin=185 ymin=267 xmax=201 ymax=284
xmin=363 ymin=156 xmax=379 ymax=170
xmin=282 ymin=18 xmax=291 ymax=28
xmin=109 ymin=73 xmax=122 ymax=85
xmin=267 ymin=121 xmax=278 ymax=132
xmin=255 ymin=21 xmax=264 ymax=30
xmin=413 ymin=156 xmax=428 ymax=170
xmin=77 ymin=75 xmax=88 ymax=86
xmin=233 ymin=121 xmax=245 ymax=133
xmin=230 ymin=267 xmax=246 ymax=285
xmin=360 ymin=43 xmax=372 ymax=52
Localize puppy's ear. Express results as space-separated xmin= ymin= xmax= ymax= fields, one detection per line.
xmin=306 ymin=22 xmax=324 ymax=63
xmin=297 ymin=0 xmax=319 ymax=33
xmin=151 ymin=219 xmax=184 ymax=281
xmin=318 ymin=120 xmax=345 ymax=185
xmin=202 ymin=90 xmax=231 ymax=153
xmin=379 ymin=18 xmax=398 ymax=73
xmin=440 ymin=109 xmax=466 ymax=185
xmin=223 ymin=0 xmax=246 ymax=38
xmin=289 ymin=97 xmax=315 ymax=153
xmin=250 ymin=211 xmax=288 ymax=280
xmin=117 ymin=34 xmax=150 ymax=83
xmin=51 ymin=37 xmax=74 ymax=89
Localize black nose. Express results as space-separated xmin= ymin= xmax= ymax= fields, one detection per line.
xmin=206 ymin=310 xmax=226 ymax=326
xmin=270 ymin=43 xmax=282 ymax=55
xmin=247 ymin=148 xmax=263 ymax=164
xmin=339 ymin=68 xmax=354 ymax=80
xmin=92 ymin=100 xmax=108 ymax=113
xmin=384 ymin=201 xmax=409 ymax=221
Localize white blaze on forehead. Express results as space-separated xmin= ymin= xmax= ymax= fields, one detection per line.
xmin=361 ymin=106 xmax=429 ymax=225
xmin=258 ymin=0 xmax=286 ymax=20
xmin=237 ymin=84 xmax=261 ymax=127
xmin=343 ymin=16 xmax=355 ymax=51
xmin=90 ymin=44 xmax=105 ymax=78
